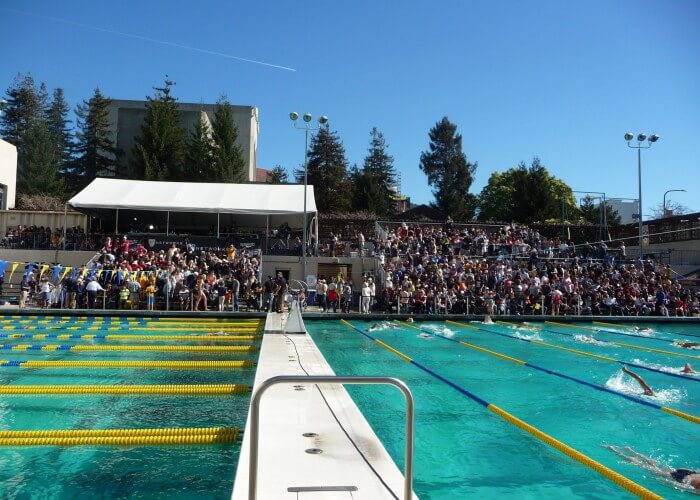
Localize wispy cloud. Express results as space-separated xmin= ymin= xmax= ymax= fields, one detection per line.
xmin=1 ymin=7 xmax=297 ymax=72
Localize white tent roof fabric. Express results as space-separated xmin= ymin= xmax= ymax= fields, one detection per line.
xmin=68 ymin=178 xmax=317 ymax=215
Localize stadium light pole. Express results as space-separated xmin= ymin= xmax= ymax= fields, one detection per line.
xmin=625 ymin=132 xmax=659 ymax=259
xmin=290 ymin=112 xmax=329 ymax=284
xmin=663 ymin=189 xmax=685 ymax=218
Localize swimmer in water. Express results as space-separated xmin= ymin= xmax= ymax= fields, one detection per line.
xmin=483 ymin=315 xmax=494 ymax=325
xmin=633 ymin=326 xmax=654 ymax=334
xmin=605 ymin=445 xmax=700 ymax=491
xmin=681 ymin=363 xmax=695 ymax=374
xmin=577 ymin=335 xmax=604 ymax=345
xmin=621 ymin=366 xmax=655 ymax=396
xmin=419 ymin=333 xmax=431 ymax=338
xmin=675 ymin=341 xmax=700 ymax=349
xmin=406 ymin=317 xmax=414 ymax=323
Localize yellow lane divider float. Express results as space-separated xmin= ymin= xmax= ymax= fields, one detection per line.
xmin=0 ymin=427 xmax=239 ymax=447
xmin=444 ymin=321 xmax=699 ymax=425
xmin=0 ymin=334 xmax=257 ymax=342
xmin=2 ymin=325 xmax=260 ymax=332
xmin=0 ymin=360 xmax=254 ymax=369
xmin=340 ymin=320 xmax=661 ymax=500
xmin=2 ymin=344 xmax=257 ymax=352
xmin=543 ymin=322 xmax=700 ymax=360
xmin=0 ymin=384 xmax=249 ymax=395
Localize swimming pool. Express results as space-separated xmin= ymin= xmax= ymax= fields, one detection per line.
xmin=308 ymin=319 xmax=699 ymax=499
xmin=0 ymin=315 xmax=261 ymax=498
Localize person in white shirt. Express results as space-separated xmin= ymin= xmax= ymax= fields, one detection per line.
xmin=86 ymin=278 xmax=104 ymax=309
xmin=361 ymin=282 xmax=371 ymax=314
xmin=39 ymin=278 xmax=53 ymax=309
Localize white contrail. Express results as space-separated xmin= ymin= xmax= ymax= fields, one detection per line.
xmin=1 ymin=7 xmax=297 ymax=72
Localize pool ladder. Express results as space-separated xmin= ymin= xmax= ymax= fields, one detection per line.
xmin=248 ymin=375 xmax=415 ymax=500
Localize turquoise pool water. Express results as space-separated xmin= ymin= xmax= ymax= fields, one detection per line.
xmin=308 ymin=320 xmax=700 ymax=499
xmin=0 ymin=316 xmax=259 ymax=499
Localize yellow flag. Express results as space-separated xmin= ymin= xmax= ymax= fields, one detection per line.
xmin=82 ymin=268 xmax=89 ymax=277
xmin=8 ymin=262 xmax=20 ymax=282
xmin=60 ymin=267 xmax=72 ymax=281
xmin=39 ymin=264 xmax=49 ymax=279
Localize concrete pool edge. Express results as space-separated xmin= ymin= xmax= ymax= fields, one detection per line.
xmin=232 ymin=313 xmax=417 ymax=500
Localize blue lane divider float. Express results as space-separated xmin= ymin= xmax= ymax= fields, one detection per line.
xmin=409 ymin=321 xmax=698 ymax=424
xmin=466 ymin=324 xmax=699 ymax=383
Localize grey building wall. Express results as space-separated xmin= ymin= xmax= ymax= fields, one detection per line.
xmin=608 ymin=199 xmax=638 ymax=225
xmin=0 ymin=139 xmax=17 ymax=209
xmin=106 ymin=100 xmax=259 ymax=181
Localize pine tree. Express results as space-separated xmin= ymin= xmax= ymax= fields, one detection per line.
xmin=267 ymin=165 xmax=288 ymax=183
xmin=419 ymin=117 xmax=477 ymax=221
xmin=73 ymin=88 xmax=118 ymax=189
xmin=131 ymin=78 xmax=186 ymax=181
xmin=17 ymin=120 xmax=65 ymax=197
xmin=45 ymin=87 xmax=74 ymax=174
xmin=352 ymin=127 xmax=396 ymax=216
xmin=0 ymin=73 xmax=44 ymax=149
xmin=211 ymin=95 xmax=245 ymax=182
xmin=185 ymin=108 xmax=215 ymax=181
xmin=295 ymin=127 xmax=351 ymax=213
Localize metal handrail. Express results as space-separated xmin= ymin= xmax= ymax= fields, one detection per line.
xmin=248 ymin=375 xmax=414 ymax=500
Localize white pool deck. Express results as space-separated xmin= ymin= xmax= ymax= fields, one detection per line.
xmin=231 ymin=312 xmax=417 ymax=499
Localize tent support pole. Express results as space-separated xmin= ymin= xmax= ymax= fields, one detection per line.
xmin=166 ymin=211 xmax=170 ymax=235
xmin=62 ymin=203 xmax=67 ymax=250
xmin=314 ymin=213 xmax=319 ymax=256
xmin=115 ymin=209 xmax=119 ymax=235
xmin=217 ymin=213 xmax=220 ymax=238
xmin=266 ymin=216 xmax=269 ymax=253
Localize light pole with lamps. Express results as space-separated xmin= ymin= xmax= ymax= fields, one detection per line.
xmin=663 ymin=189 xmax=686 ymax=218
xmin=290 ymin=112 xmax=328 ymax=285
xmin=625 ymin=132 xmax=659 ymax=259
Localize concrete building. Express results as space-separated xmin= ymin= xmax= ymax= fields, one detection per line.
xmin=0 ymin=139 xmax=17 ymax=209
xmin=106 ymin=100 xmax=259 ymax=181
xmin=608 ymin=199 xmax=638 ymax=225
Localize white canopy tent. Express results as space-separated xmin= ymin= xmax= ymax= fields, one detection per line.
xmin=67 ymin=178 xmax=317 ymax=240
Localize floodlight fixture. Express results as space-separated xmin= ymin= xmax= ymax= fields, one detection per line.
xmin=637 ymin=133 xmax=647 ymax=142
xmin=648 ymin=134 xmax=659 ymax=143
xmin=624 ymin=132 xmax=634 ymax=141
xmin=302 ymin=113 xmax=312 ymax=123
xmin=289 ymin=112 xmax=299 ymax=121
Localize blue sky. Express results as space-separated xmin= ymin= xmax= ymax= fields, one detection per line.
xmin=1 ymin=0 xmax=698 ymax=216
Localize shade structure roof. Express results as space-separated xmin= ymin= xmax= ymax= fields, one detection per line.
xmin=69 ymin=178 xmax=315 ymax=214
xmin=68 ymin=178 xmax=317 ymax=228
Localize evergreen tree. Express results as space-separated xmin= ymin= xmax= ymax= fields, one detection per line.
xmin=351 ymin=127 xmax=396 ymax=216
xmin=477 ymin=157 xmax=577 ymax=223
xmin=419 ymin=117 xmax=478 ymax=221
xmin=211 ymin=95 xmax=245 ymax=182
xmin=73 ymin=88 xmax=118 ymax=189
xmin=131 ymin=78 xmax=186 ymax=181
xmin=267 ymin=165 xmax=288 ymax=183
xmin=45 ymin=87 xmax=74 ymax=173
xmin=185 ymin=108 xmax=215 ymax=181
xmin=17 ymin=120 xmax=65 ymax=197
xmin=580 ymin=195 xmax=622 ymax=226
xmin=294 ymin=127 xmax=351 ymax=213
xmin=0 ymin=73 xmax=44 ymax=149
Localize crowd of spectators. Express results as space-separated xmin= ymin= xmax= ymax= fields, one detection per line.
xmin=1 ymin=225 xmax=105 ymax=251
xmin=370 ymin=222 xmax=699 ymax=317
xmin=11 ymin=236 xmax=266 ymax=312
